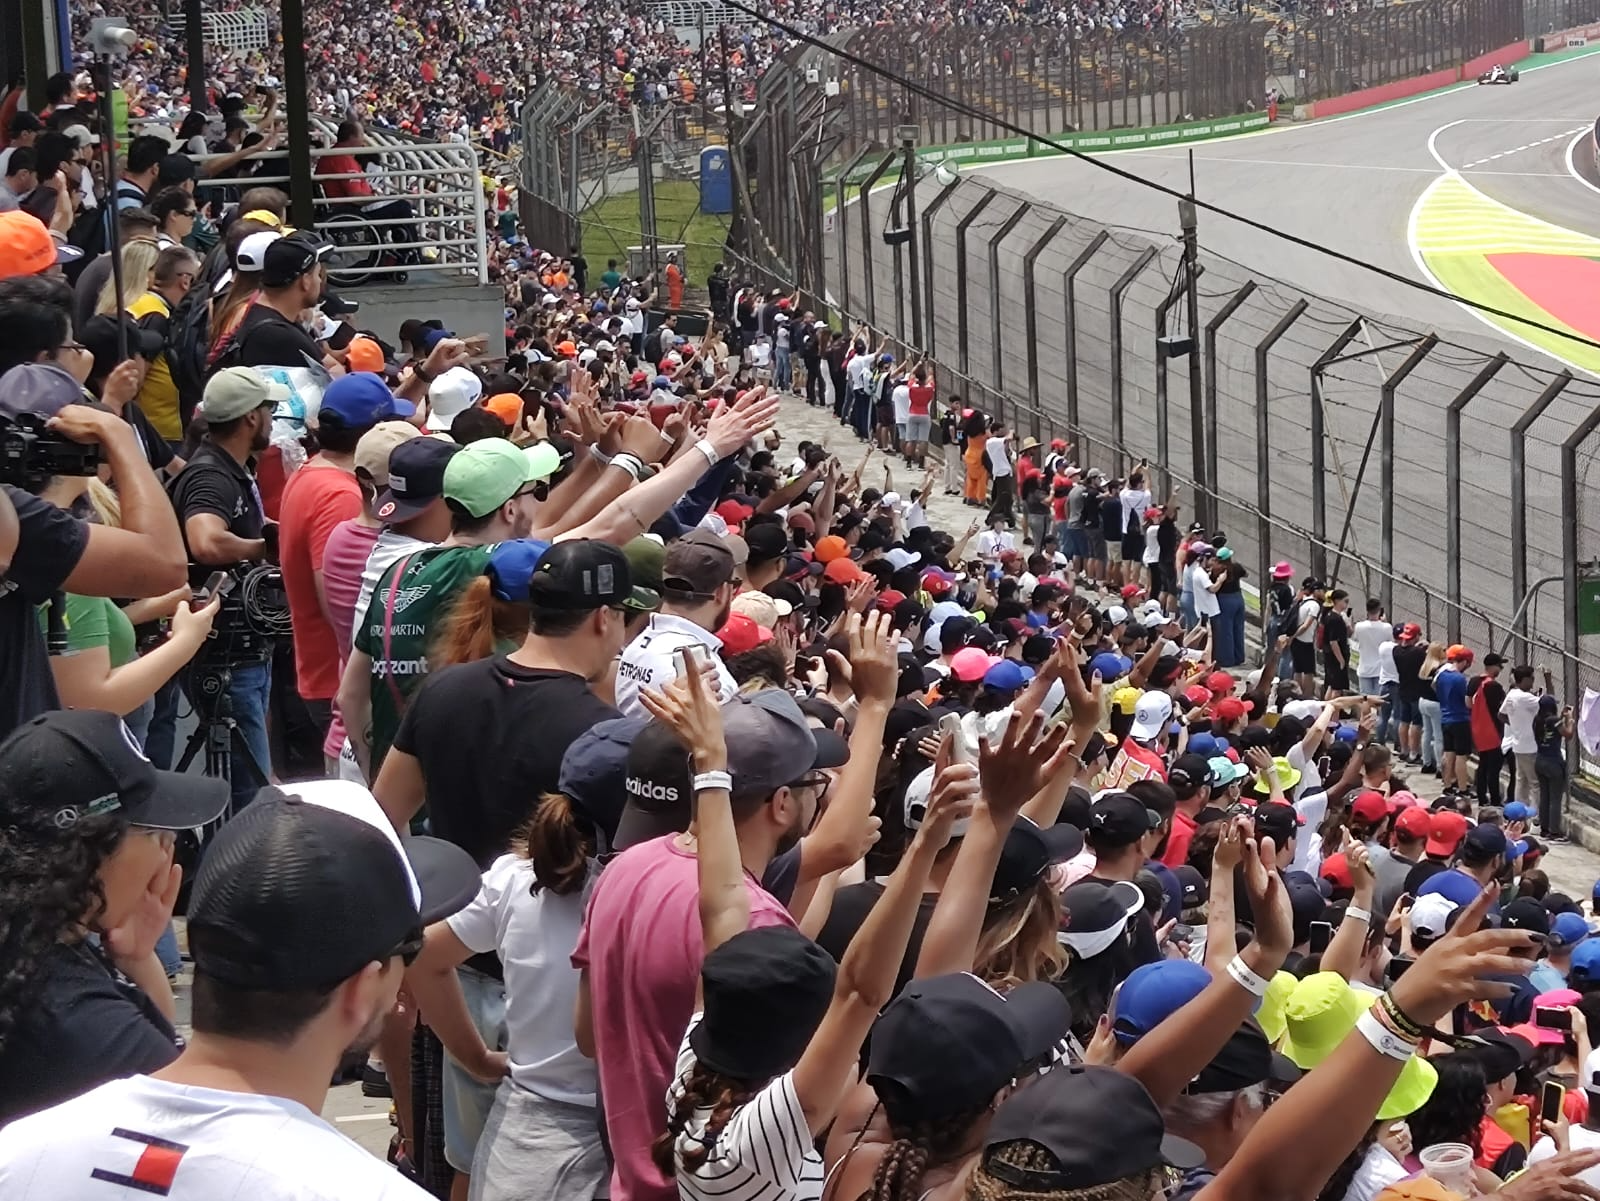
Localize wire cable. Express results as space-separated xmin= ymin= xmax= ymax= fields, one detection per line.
xmin=727 ymin=0 xmax=1600 ymax=359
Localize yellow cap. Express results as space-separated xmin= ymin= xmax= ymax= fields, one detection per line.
xmin=1112 ymin=686 xmax=1142 ymax=715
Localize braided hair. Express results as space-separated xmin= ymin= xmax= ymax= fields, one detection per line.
xmin=651 ymin=1060 xmax=758 ymax=1177
xmin=870 ymin=1107 xmax=993 ymax=1201
xmin=0 ymin=793 xmax=129 ymax=1053
xmin=966 ymin=1140 xmax=1162 ymax=1201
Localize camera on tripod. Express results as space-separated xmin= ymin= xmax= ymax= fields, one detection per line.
xmin=195 ymin=563 xmax=292 ymax=669
xmin=0 ymin=414 xmax=102 ymax=489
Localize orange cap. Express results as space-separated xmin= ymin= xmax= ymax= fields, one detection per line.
xmin=1446 ymin=644 xmax=1473 ymax=661
xmin=0 ymin=210 xmax=69 ymax=279
xmin=814 ymin=534 xmax=849 ymax=563
xmin=556 ymin=340 xmax=577 ymax=357
xmin=346 ymin=336 xmax=386 ymax=374
xmin=823 ymin=557 xmax=865 ymax=584
xmin=483 ymin=393 xmax=522 ymax=427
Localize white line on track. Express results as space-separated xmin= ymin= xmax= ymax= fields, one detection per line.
xmin=1460 ymin=126 xmax=1590 ymax=168
xmin=1563 ymin=129 xmax=1600 ymax=199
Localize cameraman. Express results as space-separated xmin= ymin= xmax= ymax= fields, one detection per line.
xmin=167 ymin=365 xmax=285 ymax=811
xmin=0 ymin=360 xmax=188 ymax=739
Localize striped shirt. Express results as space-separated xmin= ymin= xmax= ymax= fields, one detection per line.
xmin=669 ymin=1016 xmax=823 ymax=1201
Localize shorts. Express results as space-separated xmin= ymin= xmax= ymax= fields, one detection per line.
xmin=1150 ymin=562 xmax=1174 ymax=596
xmin=1393 ymin=694 xmax=1421 ymax=725
xmin=1063 ymin=527 xmax=1088 ymax=559
xmin=905 ymin=414 xmax=932 ymax=441
xmin=1443 ymin=722 xmax=1474 ymax=756
xmin=442 ymin=965 xmax=509 ymax=1173
xmin=1323 ymin=658 xmax=1350 ymax=693
xmin=1087 ymin=532 xmax=1108 ymax=560
xmin=1290 ymin=639 xmax=1316 ymax=674
xmin=874 ymin=400 xmax=895 ymax=427
xmin=471 ymin=1081 xmax=607 ymax=1201
xmin=1121 ymin=533 xmax=1144 ymax=562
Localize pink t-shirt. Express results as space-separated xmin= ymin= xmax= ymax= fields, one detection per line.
xmin=317 ymin=518 xmax=381 ymax=759
xmin=572 ymin=836 xmax=795 ymax=1201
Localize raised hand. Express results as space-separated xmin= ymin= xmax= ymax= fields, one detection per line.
xmin=977 ymin=711 xmax=1076 ymax=819
xmin=638 ymin=650 xmax=726 ymax=770
xmin=845 ymin=610 xmax=898 ymax=706
xmin=1388 ymin=884 xmax=1544 ymax=1026
xmin=704 ymin=386 xmax=780 ymax=457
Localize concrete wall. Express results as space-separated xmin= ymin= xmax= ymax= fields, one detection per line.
xmin=343 ymin=280 xmax=507 ymax=356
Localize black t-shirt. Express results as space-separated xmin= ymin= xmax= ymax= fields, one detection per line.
xmin=1099 ymin=496 xmax=1122 ymax=539
xmin=167 ymin=442 xmax=264 ymax=585
xmin=0 ymin=484 xmax=88 ymax=741
xmin=0 ymin=940 xmax=179 ymax=1125
xmin=1403 ymin=857 xmax=1449 ymax=897
xmin=124 ymin=401 xmax=174 ymax=472
xmin=394 ymin=655 xmax=619 ymax=867
xmin=1394 ymin=642 xmax=1428 ymax=701
xmin=226 ymin=303 xmax=322 ymax=368
xmin=1320 ymin=609 xmax=1349 ymax=659
xmin=814 ymin=881 xmax=939 ymax=1000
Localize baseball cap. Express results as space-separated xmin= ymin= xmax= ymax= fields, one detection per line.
xmin=346 ymin=336 xmax=388 ymax=374
xmin=902 ymin=764 xmax=971 ymax=841
xmin=814 ymin=534 xmax=850 ymax=563
xmin=442 ymin=437 xmax=560 ymax=518
xmin=1190 ymin=1018 xmax=1301 ymax=1095
xmin=1168 ymin=753 xmax=1217 ymax=793
xmin=200 ymin=365 xmax=289 ymax=421
xmin=1573 ymin=940 xmax=1600 ymax=986
xmin=0 ymin=210 xmax=82 ymax=278
xmin=611 ymin=716 xmax=696 ymax=850
xmin=318 ymin=372 xmax=415 ymax=428
xmin=486 ymin=539 xmax=553 ymax=602
xmin=715 ymin=499 xmax=754 ymax=526
xmin=623 ymin=537 xmax=666 ymax=595
xmin=260 ymin=230 xmax=333 ymax=288
xmin=353 ymin=421 xmax=421 ymax=490
xmin=744 ymin=522 xmax=788 ymax=566
xmin=0 ymin=709 xmax=228 ymax=833
xmin=1408 ymin=893 xmax=1459 ymax=940
xmin=1549 ymin=912 xmax=1591 ymax=951
xmin=1503 ymin=801 xmax=1533 ymax=822
xmin=1500 ymin=897 xmax=1551 ymax=937
xmin=425 ymin=366 xmax=484 ymax=430
xmin=1394 ymin=806 xmax=1432 ymax=840
xmin=717 ymin=612 xmax=774 ymax=656
xmin=983 ymin=660 xmax=1027 ymax=693
xmin=1128 ymin=691 xmax=1174 ymax=740
xmin=187 ymin=780 xmax=480 ymax=990
xmin=526 ymin=539 xmax=660 ymax=613
xmin=80 ymin=314 xmax=165 ymax=375
xmin=823 ymin=557 xmax=865 ymax=585
xmin=1397 ymin=622 xmax=1422 ymax=642
xmin=729 ymin=590 xmax=782 ymax=630
xmin=1111 ymin=960 xmax=1212 ymax=1045
xmin=0 ymin=361 xmax=87 ymax=419
xmin=1462 ymin=1029 xmax=1534 ymax=1084
xmin=1253 ymin=801 xmax=1303 ymax=846
xmin=868 ymin=974 xmax=1070 ymax=1124
xmin=374 ymin=436 xmax=459 ymax=523
xmin=981 ymin=1064 xmax=1203 ymax=1187
xmin=1209 ymin=756 xmax=1250 ymax=787
xmin=1058 ymin=879 xmax=1145 ymax=959
xmin=1089 ymin=651 xmax=1130 ymax=681
xmin=1175 ymin=864 xmax=1209 ymax=909
xmin=1462 ymin=823 xmax=1508 ymax=859
xmin=1446 ymin=643 xmax=1473 ymax=661
xmin=234 ymin=230 xmax=281 ymax=273
xmin=950 ymin=646 xmax=996 ymax=683
xmin=1351 ymin=790 xmax=1391 ymax=825
xmin=662 ymin=534 xmax=737 ymax=599
xmin=1425 ymin=810 xmax=1470 ymax=856
xmin=1416 ymin=869 xmax=1484 ymax=909
xmin=483 ymin=393 xmax=522 ymax=428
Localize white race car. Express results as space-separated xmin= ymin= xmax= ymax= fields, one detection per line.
xmin=1476 ymin=65 xmax=1520 ymax=84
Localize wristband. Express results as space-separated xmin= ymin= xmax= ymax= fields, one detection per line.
xmin=610 ymin=453 xmax=645 ymax=482
xmin=413 ymin=363 xmax=435 ymax=384
xmin=692 ymin=771 xmax=733 ymax=794
xmin=1379 ymin=991 xmax=1427 ymax=1040
xmin=1358 ymin=1010 xmax=1419 ymax=1061
xmin=693 ymin=439 xmax=720 ymax=467
xmin=1344 ymin=906 xmax=1373 ymax=925
xmin=1226 ymin=955 xmax=1271 ymax=998
xmin=589 ymin=445 xmax=613 ymax=466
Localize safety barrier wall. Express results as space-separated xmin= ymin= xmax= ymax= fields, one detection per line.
xmin=1306 ymin=66 xmax=1460 ymax=117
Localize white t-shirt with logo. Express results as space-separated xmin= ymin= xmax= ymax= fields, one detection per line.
xmin=615 ymin=612 xmax=739 ymax=717
xmin=0 ymin=1075 xmax=431 ymax=1200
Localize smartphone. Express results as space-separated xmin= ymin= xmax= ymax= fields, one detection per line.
xmin=1385 ymin=957 xmax=1413 ymax=983
xmin=1536 ymin=1007 xmax=1573 ymax=1032
xmin=1309 ymin=921 xmax=1333 ymax=954
xmin=675 ymin=645 xmax=711 ymax=678
xmin=938 ymin=711 xmax=975 ymax=765
xmin=192 ymin=570 xmax=234 ymax=609
xmin=1542 ymin=1080 xmax=1565 ymax=1125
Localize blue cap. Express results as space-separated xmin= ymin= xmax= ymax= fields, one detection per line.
xmin=1549 ymin=912 xmax=1591 ymax=950
xmin=319 ymin=371 xmax=415 ymax=426
xmin=1090 ymin=652 xmax=1128 ymax=682
xmin=1111 ymin=960 xmax=1212 ymax=1045
xmin=983 ymin=660 xmax=1027 ymax=693
xmin=1572 ymin=939 xmax=1600 ymax=984
xmin=558 ymin=715 xmax=645 ymax=840
xmin=417 ymin=327 xmax=456 ymax=354
xmin=1417 ymin=868 xmax=1484 ymax=908
xmin=653 ymin=375 xmax=673 ymax=389
xmin=486 ymin=539 xmax=552 ymax=601
xmin=1507 ymin=839 xmax=1529 ymax=861
xmin=1503 ymin=802 xmax=1533 ymax=821
xmin=1333 ymin=724 xmax=1358 ymax=744
xmin=1187 ymin=731 xmax=1228 ymax=757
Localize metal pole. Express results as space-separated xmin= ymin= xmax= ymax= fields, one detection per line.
xmin=857 ymin=153 xmax=898 ymax=329
xmin=97 ymin=63 xmax=128 ymax=365
xmin=954 ymin=190 xmax=998 ymax=401
xmin=1063 ymin=230 xmax=1110 ymax=443
xmin=919 ymin=176 xmax=964 ymax=361
xmin=1510 ymin=371 xmax=1571 ymax=657
xmin=1108 ymin=247 xmax=1159 ymax=477
xmin=1377 ymin=335 xmax=1437 ymax=615
xmin=1309 ymin=319 xmax=1365 ymax=584
xmin=1560 ymin=402 xmax=1600 ymax=824
xmin=1445 ymin=352 xmax=1507 ymax=642
xmin=1023 ymin=216 xmax=1068 ymax=423
xmin=1204 ymin=280 xmax=1258 ymax=523
xmin=1180 ymin=169 xmax=1207 ymax=530
xmin=186 ymin=0 xmax=206 ymax=112
xmin=282 ymin=0 xmax=315 ymax=230
xmin=987 ymin=204 xmax=1028 ymax=396
xmin=831 ymin=148 xmax=871 ymax=323
xmin=1154 ymin=281 xmax=1183 ymax=499
xmin=1256 ymin=300 xmax=1309 ymax=634
xmin=903 ymin=132 xmax=923 ymax=350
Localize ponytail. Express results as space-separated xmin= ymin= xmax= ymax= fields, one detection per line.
xmin=650 ymin=1063 xmax=755 ymax=1177
xmin=429 ymin=575 xmax=530 ymax=670
xmin=869 ymin=1109 xmax=990 ymax=1201
xmin=517 ymin=792 xmax=595 ymax=896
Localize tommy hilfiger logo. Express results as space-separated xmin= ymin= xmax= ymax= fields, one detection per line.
xmin=91 ymin=1128 xmax=189 ymax=1195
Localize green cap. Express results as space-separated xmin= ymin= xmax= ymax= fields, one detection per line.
xmin=442 ymin=438 xmax=562 ymax=519
xmin=623 ymin=535 xmax=666 ymax=594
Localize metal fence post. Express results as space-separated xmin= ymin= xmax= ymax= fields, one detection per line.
xmin=1256 ymin=301 xmax=1310 ymax=631
xmin=1445 ymin=352 xmax=1508 ymax=643
xmin=856 ymin=155 xmax=898 ymax=328
xmin=917 ymin=177 xmax=964 ymax=359
xmin=1310 ymin=319 xmax=1366 ymax=584
xmin=987 ymin=205 xmax=1029 ymax=397
xmin=1511 ymin=371 xmax=1571 ymax=657
xmin=1108 ymin=248 xmax=1159 ymax=476
xmin=1023 ymin=216 xmax=1068 ymax=438
xmin=1561 ymin=401 xmax=1600 ymax=804
xmin=954 ymin=190 xmax=998 ymax=403
xmin=1378 ymin=335 xmax=1437 ymax=615
xmin=1063 ymin=231 xmax=1110 ymax=448
xmin=1153 ymin=283 xmax=1183 ymax=499
xmin=1204 ymin=281 xmax=1258 ymax=523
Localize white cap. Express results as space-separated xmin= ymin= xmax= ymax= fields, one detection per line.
xmin=880 ymin=491 xmax=901 ymax=509
xmin=625 ymin=297 xmax=641 ymax=311
xmin=1128 ymin=691 xmax=1174 ymax=741
xmin=1281 ymin=699 xmax=1325 ymax=723
xmin=425 ymin=366 xmax=482 ymax=431
xmin=594 ymin=339 xmax=615 ymax=353
xmin=884 ymin=548 xmax=919 ymax=571
xmin=61 ymin=123 xmax=99 ymax=148
xmin=1409 ymin=893 xmax=1459 ymax=940
xmin=541 ymin=293 xmax=560 ymax=306
xmin=235 ymin=231 xmax=282 ymax=273
xmin=1106 ymin=605 xmax=1130 ymax=625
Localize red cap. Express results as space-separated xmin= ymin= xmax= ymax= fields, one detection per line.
xmin=715 ymin=500 xmax=754 ymax=526
xmin=1395 ymin=807 xmax=1432 ymax=839
xmin=876 ymin=589 xmax=907 ymax=611
xmin=1351 ymin=790 xmax=1391 ymax=825
xmin=716 ymin=613 xmax=774 ymax=656
xmin=1397 ymin=622 xmax=1422 ymax=642
xmin=823 ymin=557 xmax=865 ymax=584
xmin=1183 ymin=685 xmax=1212 ymax=707
xmin=1425 ymin=810 xmax=1471 ymax=857
xmin=788 ymin=511 xmax=815 ymax=534
xmin=777 ymin=297 xmax=791 ymax=309
xmin=1320 ymin=853 xmax=1353 ymax=892
xmin=921 ymin=571 xmax=953 ymax=596
xmin=1205 ymin=671 xmax=1235 ymax=696
xmin=1120 ymin=583 xmax=1144 ymax=600
xmin=1213 ymin=697 xmax=1247 ymax=725
xmin=1050 ymin=438 xmax=1067 ymax=450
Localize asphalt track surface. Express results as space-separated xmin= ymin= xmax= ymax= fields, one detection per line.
xmin=969 ymin=51 xmax=1600 ymax=352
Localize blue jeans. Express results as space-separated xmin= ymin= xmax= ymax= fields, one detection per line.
xmin=1179 ymin=590 xmax=1196 ymax=629
xmin=227 ymin=659 xmax=273 ymax=814
xmin=1419 ymin=698 xmax=1443 ymax=770
xmin=443 ymin=965 xmax=509 ymax=1173
xmin=144 ymin=676 xmax=181 ymax=770
xmin=1215 ymin=590 xmax=1246 ymax=668
xmin=1376 ymin=681 xmax=1398 ymax=745
xmin=155 ymin=922 xmax=182 ymax=977
xmin=774 ymin=346 xmax=792 ymax=389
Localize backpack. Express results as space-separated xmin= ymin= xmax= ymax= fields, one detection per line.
xmin=166 ymin=284 xmax=215 ymax=426
xmin=62 ymin=205 xmax=109 ymax=285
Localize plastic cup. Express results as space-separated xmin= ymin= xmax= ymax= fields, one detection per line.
xmin=1417 ymin=1142 xmax=1475 ymax=1195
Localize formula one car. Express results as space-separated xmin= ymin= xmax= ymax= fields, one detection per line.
xmin=1476 ymin=64 xmax=1519 ymax=84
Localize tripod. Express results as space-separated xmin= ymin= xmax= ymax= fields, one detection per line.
xmin=177 ymin=658 xmax=273 ymax=814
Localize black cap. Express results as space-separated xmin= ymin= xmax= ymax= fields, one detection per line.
xmin=320 ymin=291 xmax=360 ymax=317
xmin=1500 ymin=896 xmax=1551 ymax=937
xmin=1168 ymin=753 xmax=1216 ymax=794
xmin=868 ymin=975 xmax=1070 ymax=1124
xmin=1253 ymin=801 xmax=1303 ymax=845
xmin=1463 ymin=1029 xmax=1535 ymax=1083
xmin=528 ymin=539 xmax=660 ymax=612
xmin=187 ymin=781 xmax=481 ymax=990
xmin=1189 ymin=1019 xmax=1300 ymax=1094
xmin=0 ymin=709 xmax=228 ymax=833
xmin=556 ymin=715 xmax=642 ymax=847
xmin=691 ymin=926 xmax=837 ymax=1079
xmin=81 ymin=313 xmax=164 ymax=377
xmin=992 ymin=818 xmax=1054 ymax=902
xmin=261 ymin=230 xmax=333 ymax=288
xmin=744 ymin=521 xmax=789 ymax=566
xmin=374 ymin=437 xmax=459 ymax=523
xmin=763 ymin=579 xmax=814 ymax=609
xmin=1088 ymin=791 xmax=1161 ymax=848
xmin=614 ymin=719 xmax=694 ymax=850
xmin=1284 ymin=872 xmax=1327 ymax=944
xmin=1059 ymin=880 xmax=1146 ymax=959
xmin=1174 ymin=864 xmax=1209 ymax=908
xmin=983 ymin=1064 xmax=1204 ymax=1189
